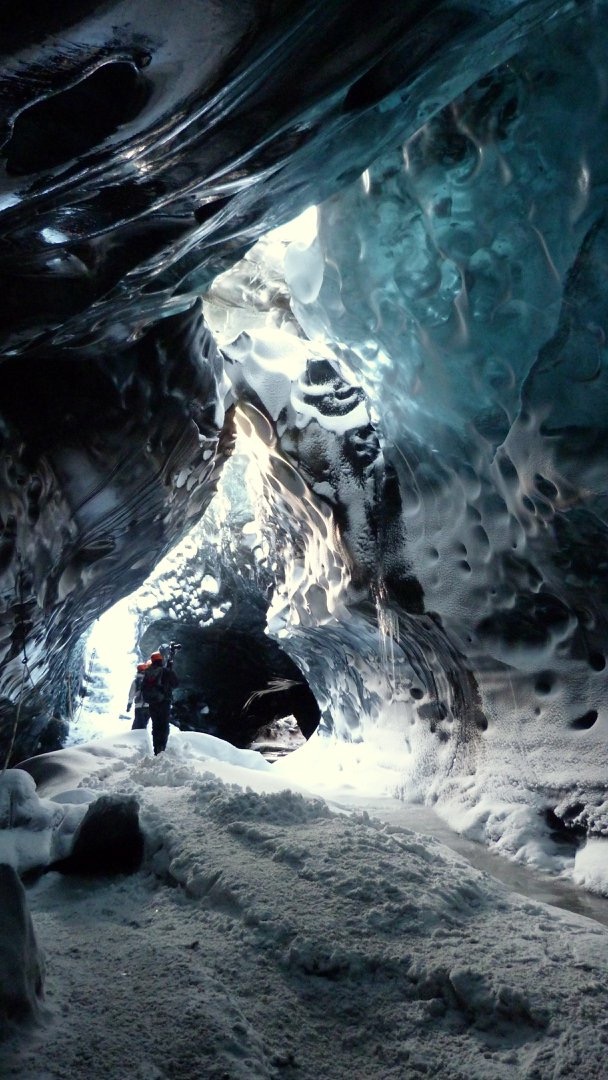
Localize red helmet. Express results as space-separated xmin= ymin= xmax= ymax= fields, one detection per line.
xmin=150 ymin=651 xmax=163 ymax=663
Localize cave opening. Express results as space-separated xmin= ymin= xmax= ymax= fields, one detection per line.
xmin=139 ymin=619 xmax=321 ymax=751
xmin=61 ymin=208 xmax=329 ymax=758
xmin=68 ymin=418 xmax=326 ymax=759
xmin=73 ymin=594 xmax=321 ymax=758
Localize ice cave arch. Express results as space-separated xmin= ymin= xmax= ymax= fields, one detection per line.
xmin=0 ymin=0 xmax=607 ymax=877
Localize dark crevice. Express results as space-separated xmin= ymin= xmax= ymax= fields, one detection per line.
xmin=570 ymin=709 xmax=598 ymax=731
xmin=5 ymin=61 xmax=151 ymax=176
xmin=544 ymin=807 xmax=587 ymax=844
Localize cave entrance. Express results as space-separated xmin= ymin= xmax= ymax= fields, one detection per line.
xmin=68 ymin=207 xmax=326 ymax=754
xmin=139 ymin=619 xmax=321 ymax=753
xmin=71 ymin=595 xmax=321 ymax=758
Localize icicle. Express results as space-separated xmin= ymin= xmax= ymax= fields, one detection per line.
xmin=375 ymin=585 xmax=398 ymax=693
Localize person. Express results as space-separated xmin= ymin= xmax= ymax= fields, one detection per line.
xmin=126 ymin=662 xmax=150 ymax=731
xmin=141 ymin=649 xmax=179 ymax=756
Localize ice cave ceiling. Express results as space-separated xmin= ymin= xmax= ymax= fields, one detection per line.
xmin=0 ymin=1 xmax=607 ymax=843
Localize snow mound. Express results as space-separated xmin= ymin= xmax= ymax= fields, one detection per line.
xmin=573 ymin=839 xmax=608 ymax=896
xmin=190 ymin=778 xmax=333 ymax=827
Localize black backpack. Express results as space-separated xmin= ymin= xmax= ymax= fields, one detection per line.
xmin=141 ymin=666 xmax=166 ymax=705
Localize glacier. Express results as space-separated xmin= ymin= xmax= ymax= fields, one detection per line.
xmin=0 ymin=0 xmax=607 ymax=881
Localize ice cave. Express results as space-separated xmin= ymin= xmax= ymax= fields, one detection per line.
xmin=1 ymin=3 xmax=608 ymax=1077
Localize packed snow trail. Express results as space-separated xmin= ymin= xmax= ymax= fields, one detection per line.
xmin=0 ymin=732 xmax=607 ymax=1079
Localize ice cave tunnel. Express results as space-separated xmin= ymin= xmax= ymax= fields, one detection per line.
xmin=0 ymin=0 xmax=607 ymax=869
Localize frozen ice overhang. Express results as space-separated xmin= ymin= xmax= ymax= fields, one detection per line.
xmin=0 ymin=1 xmax=607 ymax=867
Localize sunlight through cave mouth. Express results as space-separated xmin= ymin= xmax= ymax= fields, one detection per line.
xmin=69 ymin=204 xmax=345 ymax=760
xmin=75 ymin=573 xmax=322 ymax=757
xmin=72 ymin=435 xmax=326 ymax=758
xmin=140 ymin=619 xmax=320 ymax=751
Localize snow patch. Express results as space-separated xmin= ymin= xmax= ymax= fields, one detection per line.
xmin=573 ymin=839 xmax=608 ymax=896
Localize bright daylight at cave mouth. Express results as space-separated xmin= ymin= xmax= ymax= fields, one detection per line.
xmin=0 ymin=4 xmax=608 ymax=1079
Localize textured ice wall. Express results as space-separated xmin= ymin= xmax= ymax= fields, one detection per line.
xmin=276 ymin=7 xmax=608 ymax=845
xmin=201 ymin=225 xmax=489 ymax=801
xmin=0 ymin=302 xmax=229 ymax=761
xmin=192 ymin=6 xmax=608 ymax=859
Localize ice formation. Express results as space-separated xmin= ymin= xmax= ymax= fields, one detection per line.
xmin=0 ymin=1 xmax=606 ymax=882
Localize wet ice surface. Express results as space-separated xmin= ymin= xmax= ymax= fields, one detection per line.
xmin=332 ymin=796 xmax=608 ymax=930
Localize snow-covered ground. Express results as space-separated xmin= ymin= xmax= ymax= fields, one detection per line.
xmin=1 ymin=727 xmax=608 ymax=1079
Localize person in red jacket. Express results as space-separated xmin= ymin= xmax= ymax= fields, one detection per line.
xmin=140 ymin=650 xmax=179 ymax=755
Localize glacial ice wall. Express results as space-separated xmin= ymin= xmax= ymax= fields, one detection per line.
xmin=201 ymin=6 xmax=608 ymax=849
xmin=329 ymin=19 xmax=608 ymax=839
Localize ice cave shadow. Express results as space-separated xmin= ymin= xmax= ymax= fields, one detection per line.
xmin=4 ymin=60 xmax=151 ymax=177
xmin=140 ymin=619 xmax=321 ymax=751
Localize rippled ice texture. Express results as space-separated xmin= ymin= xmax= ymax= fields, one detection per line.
xmin=201 ymin=7 xmax=608 ymax=874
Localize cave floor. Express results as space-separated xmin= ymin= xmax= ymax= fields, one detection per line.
xmin=330 ymin=794 xmax=608 ymax=929
xmin=3 ymin=734 xmax=608 ymax=1079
